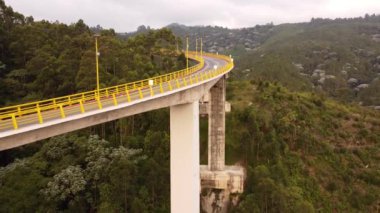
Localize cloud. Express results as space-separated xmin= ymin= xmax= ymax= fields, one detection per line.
xmin=4 ymin=0 xmax=380 ymax=32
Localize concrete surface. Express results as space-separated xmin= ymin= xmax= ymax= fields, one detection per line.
xmin=170 ymin=101 xmax=200 ymax=213
xmin=208 ymin=77 xmax=226 ymax=171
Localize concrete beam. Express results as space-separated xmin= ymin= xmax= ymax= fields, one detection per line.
xmin=170 ymin=101 xmax=200 ymax=213
xmin=199 ymin=101 xmax=231 ymax=115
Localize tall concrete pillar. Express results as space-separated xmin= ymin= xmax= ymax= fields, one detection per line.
xmin=208 ymin=77 xmax=226 ymax=171
xmin=170 ymin=101 xmax=200 ymax=213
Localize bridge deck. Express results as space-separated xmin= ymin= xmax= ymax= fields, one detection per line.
xmin=0 ymin=53 xmax=233 ymax=150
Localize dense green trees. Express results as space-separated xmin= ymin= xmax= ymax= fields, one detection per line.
xmin=227 ymin=80 xmax=380 ymax=212
xmin=0 ymin=0 xmax=184 ymax=104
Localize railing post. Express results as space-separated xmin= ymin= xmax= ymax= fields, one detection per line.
xmin=125 ymin=88 xmax=131 ymax=102
xmin=59 ymin=104 xmax=65 ymax=118
xmin=150 ymin=86 xmax=154 ymax=97
xmin=168 ymin=81 xmax=173 ymax=91
xmin=79 ymin=100 xmax=85 ymax=113
xmin=112 ymin=94 xmax=118 ymax=106
xmin=11 ymin=114 xmax=18 ymax=130
xmin=176 ymin=79 xmax=180 ymax=88
xmin=160 ymin=83 xmax=164 ymax=93
xmin=36 ymin=104 xmax=43 ymax=124
xmin=97 ymin=97 xmax=103 ymax=109
xmin=138 ymin=88 xmax=144 ymax=99
xmin=17 ymin=106 xmax=22 ymax=116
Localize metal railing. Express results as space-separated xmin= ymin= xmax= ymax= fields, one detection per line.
xmin=0 ymin=52 xmax=233 ymax=132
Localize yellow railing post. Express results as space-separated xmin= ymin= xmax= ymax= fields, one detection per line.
xmin=189 ymin=76 xmax=193 ymax=84
xmin=183 ymin=78 xmax=187 ymax=86
xmin=53 ymin=99 xmax=57 ymax=109
xmin=68 ymin=96 xmax=72 ymax=105
xmin=37 ymin=108 xmax=43 ymax=124
xmin=59 ymin=104 xmax=65 ymax=118
xmin=112 ymin=94 xmax=118 ymax=106
xmin=79 ymin=100 xmax=85 ymax=113
xmin=176 ymin=79 xmax=180 ymax=88
xmin=125 ymin=88 xmax=131 ymax=102
xmin=97 ymin=97 xmax=103 ymax=109
xmin=138 ymin=88 xmax=144 ymax=99
xmin=106 ymin=89 xmax=109 ymax=97
xmin=150 ymin=86 xmax=154 ymax=97
xmin=11 ymin=114 xmax=18 ymax=130
xmin=160 ymin=83 xmax=164 ymax=93
xmin=17 ymin=106 xmax=21 ymax=116
xmin=168 ymin=81 xmax=173 ymax=91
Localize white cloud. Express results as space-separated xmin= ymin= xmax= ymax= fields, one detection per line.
xmin=4 ymin=0 xmax=380 ymax=32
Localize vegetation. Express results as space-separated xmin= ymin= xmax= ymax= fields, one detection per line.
xmin=1 ymin=1 xmax=380 ymax=212
xmin=0 ymin=0 xmax=184 ymax=106
xmin=233 ymin=16 xmax=380 ymax=106
xmin=226 ymin=80 xmax=380 ymax=212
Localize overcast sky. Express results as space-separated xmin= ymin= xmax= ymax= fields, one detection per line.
xmin=4 ymin=0 xmax=380 ymax=32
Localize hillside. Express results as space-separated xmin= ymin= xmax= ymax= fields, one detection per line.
xmin=225 ymin=80 xmax=380 ymax=212
xmin=119 ymin=23 xmax=275 ymax=55
xmin=233 ymin=17 xmax=380 ymax=107
xmin=125 ymin=18 xmax=380 ymax=107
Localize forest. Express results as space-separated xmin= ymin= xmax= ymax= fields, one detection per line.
xmin=1 ymin=1 xmax=380 ymax=212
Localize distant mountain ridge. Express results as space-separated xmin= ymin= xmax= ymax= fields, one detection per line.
xmin=119 ymin=17 xmax=380 ymax=107
xmin=118 ymin=22 xmax=275 ymax=54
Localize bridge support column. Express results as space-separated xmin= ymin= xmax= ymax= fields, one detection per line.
xmin=200 ymin=77 xmax=245 ymax=213
xmin=170 ymin=101 xmax=200 ymax=213
xmin=208 ymin=77 xmax=226 ymax=171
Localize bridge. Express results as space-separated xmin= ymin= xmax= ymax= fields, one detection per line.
xmin=0 ymin=50 xmax=244 ymax=212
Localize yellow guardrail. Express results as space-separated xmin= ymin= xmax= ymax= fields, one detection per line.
xmin=0 ymin=52 xmax=233 ymax=131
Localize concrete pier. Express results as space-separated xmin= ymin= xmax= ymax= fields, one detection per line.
xmin=208 ymin=77 xmax=226 ymax=171
xmin=200 ymin=77 xmax=245 ymax=213
xmin=170 ymin=101 xmax=200 ymax=213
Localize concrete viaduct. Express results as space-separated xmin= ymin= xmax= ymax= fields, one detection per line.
xmin=0 ymin=52 xmax=244 ymax=213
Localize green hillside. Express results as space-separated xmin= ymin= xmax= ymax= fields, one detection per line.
xmin=226 ymin=80 xmax=380 ymax=212
xmin=234 ymin=17 xmax=380 ymax=106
